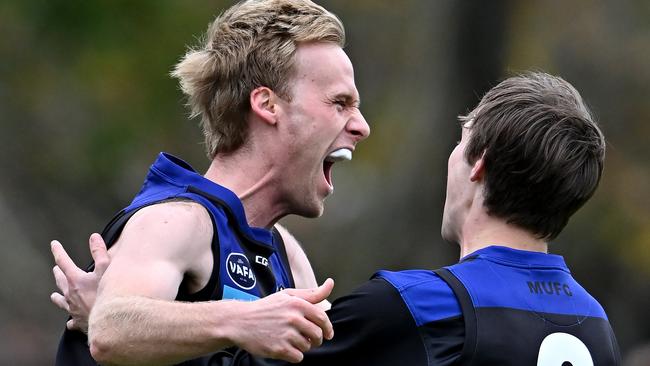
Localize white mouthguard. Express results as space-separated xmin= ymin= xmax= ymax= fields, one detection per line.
xmin=325 ymin=148 xmax=352 ymax=162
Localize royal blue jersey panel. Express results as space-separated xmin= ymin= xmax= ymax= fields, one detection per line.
xmin=129 ymin=153 xmax=291 ymax=299
xmin=447 ymin=246 xmax=608 ymax=320
xmin=125 ymin=152 xmax=274 ymax=245
xmin=375 ymin=269 xmax=461 ymax=326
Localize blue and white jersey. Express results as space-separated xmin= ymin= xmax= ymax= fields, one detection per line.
xmin=56 ymin=152 xmax=294 ymax=366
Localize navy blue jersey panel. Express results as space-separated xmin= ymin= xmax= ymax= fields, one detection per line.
xmin=418 ymin=316 xmax=464 ymax=366
xmin=55 ymin=329 xmax=99 ymax=366
xmin=468 ymin=307 xmax=620 ymax=365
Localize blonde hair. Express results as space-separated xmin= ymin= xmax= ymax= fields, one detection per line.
xmin=171 ymin=0 xmax=345 ymax=158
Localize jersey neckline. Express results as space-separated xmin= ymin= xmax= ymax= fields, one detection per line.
xmin=153 ymin=152 xmax=274 ymax=246
xmin=461 ymin=245 xmax=568 ymax=271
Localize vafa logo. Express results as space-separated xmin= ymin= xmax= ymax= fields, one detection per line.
xmin=226 ymin=253 xmax=256 ymax=290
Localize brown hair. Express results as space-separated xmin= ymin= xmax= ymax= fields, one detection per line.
xmin=460 ymin=72 xmax=605 ymax=240
xmin=172 ymin=0 xmax=345 ymax=158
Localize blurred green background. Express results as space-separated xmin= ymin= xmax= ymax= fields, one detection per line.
xmin=1 ymin=0 xmax=649 ymax=364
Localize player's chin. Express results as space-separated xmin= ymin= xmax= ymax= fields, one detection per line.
xmin=300 ymin=202 xmax=325 ymax=218
xmin=440 ymin=214 xmax=453 ymax=240
xmin=440 ymin=221 xmax=460 ymax=245
xmin=294 ymin=196 xmax=326 ymax=219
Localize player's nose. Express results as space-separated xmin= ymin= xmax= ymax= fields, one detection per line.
xmin=347 ymin=109 xmax=370 ymax=143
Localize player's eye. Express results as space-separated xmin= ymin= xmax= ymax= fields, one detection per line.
xmin=334 ymin=100 xmax=346 ymax=110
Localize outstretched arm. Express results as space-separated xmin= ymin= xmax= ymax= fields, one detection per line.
xmin=51 ymin=202 xmax=333 ymax=365
xmin=50 ymin=226 xmax=332 ymax=333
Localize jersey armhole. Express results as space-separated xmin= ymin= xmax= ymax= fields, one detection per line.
xmin=173 ymin=196 xmax=222 ymax=302
xmin=87 ymin=205 xmax=144 ymax=271
xmin=272 ymin=227 xmax=295 ymax=289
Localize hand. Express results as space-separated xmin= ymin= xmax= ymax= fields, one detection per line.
xmin=230 ymin=278 xmax=335 ymax=363
xmin=50 ymin=233 xmax=110 ymax=333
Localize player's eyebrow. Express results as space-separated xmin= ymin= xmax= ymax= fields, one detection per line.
xmin=332 ymin=92 xmax=361 ymax=108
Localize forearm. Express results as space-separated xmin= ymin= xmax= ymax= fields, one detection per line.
xmin=89 ymin=296 xmax=238 ymax=365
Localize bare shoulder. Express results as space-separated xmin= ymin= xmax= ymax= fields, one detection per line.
xmin=128 ymin=200 xmax=212 ymax=236
xmin=94 ymin=200 xmax=215 ymax=299
xmin=111 ymin=200 xmax=213 ymax=265
xmin=274 ymin=224 xmax=317 ymax=289
xmin=274 ymin=224 xmax=305 ymax=264
xmin=274 ymin=224 xmax=298 ymax=250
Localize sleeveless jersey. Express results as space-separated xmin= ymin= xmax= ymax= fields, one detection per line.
xmin=378 ymin=246 xmax=621 ymax=366
xmin=55 ymin=152 xmax=295 ymax=366
xmin=235 ymin=246 xmax=620 ymax=366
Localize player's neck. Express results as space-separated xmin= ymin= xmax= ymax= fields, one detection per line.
xmin=204 ymin=150 xmax=288 ymax=229
xmin=458 ymin=209 xmax=548 ymax=259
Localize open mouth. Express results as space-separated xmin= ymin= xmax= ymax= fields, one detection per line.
xmin=323 ymin=148 xmax=352 ymax=190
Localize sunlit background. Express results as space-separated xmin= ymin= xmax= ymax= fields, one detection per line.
xmin=1 ymin=0 xmax=649 ymax=364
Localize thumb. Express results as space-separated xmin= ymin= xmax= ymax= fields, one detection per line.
xmin=89 ymin=233 xmax=110 ymax=275
xmin=285 ymin=278 xmax=334 ymax=304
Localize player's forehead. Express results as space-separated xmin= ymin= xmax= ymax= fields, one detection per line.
xmin=292 ymin=42 xmax=359 ymax=98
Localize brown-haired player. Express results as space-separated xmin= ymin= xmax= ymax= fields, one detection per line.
xmin=231 ymin=72 xmax=620 ymax=365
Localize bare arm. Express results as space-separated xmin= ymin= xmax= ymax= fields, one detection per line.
xmin=84 ymin=202 xmax=333 ymax=365
xmin=87 ymin=201 xmax=215 ymax=364
xmin=275 ymin=224 xmax=331 ymax=310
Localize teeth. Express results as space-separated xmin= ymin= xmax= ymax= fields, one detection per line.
xmin=325 ymin=148 xmax=352 ymax=162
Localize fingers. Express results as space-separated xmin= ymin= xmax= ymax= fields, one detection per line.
xmin=281 ymin=348 xmax=304 ymax=364
xmin=283 ymin=279 xmax=335 ymax=340
xmin=273 ymin=313 xmax=326 ymax=362
xmin=315 ymin=278 xmax=335 ymax=302
xmin=302 ymin=305 xmax=333 ymax=341
xmin=271 ymin=338 xmax=304 ymax=364
xmin=281 ymin=297 xmax=332 ymax=342
xmin=52 ymin=265 xmax=69 ymax=294
xmin=66 ymin=319 xmax=75 ymax=330
xmin=285 ymin=278 xmax=334 ymax=304
xmin=296 ymin=318 xmax=324 ymax=348
xmin=288 ymin=330 xmax=312 ymax=354
xmin=51 ymin=240 xmax=78 ymax=278
xmin=88 ymin=233 xmax=110 ymax=275
xmin=67 ymin=318 xmax=87 ymax=333
xmin=50 ymin=292 xmax=69 ymax=312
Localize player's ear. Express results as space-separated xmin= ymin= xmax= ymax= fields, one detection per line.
xmin=250 ymin=87 xmax=279 ymax=126
xmin=470 ymin=151 xmax=485 ymax=182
